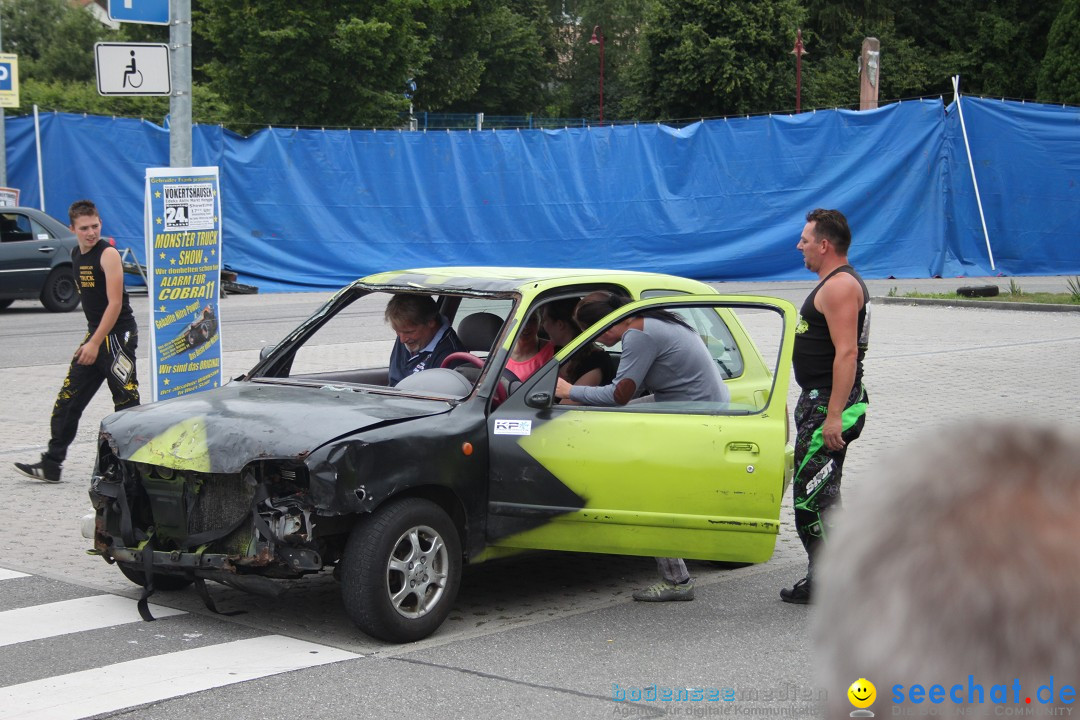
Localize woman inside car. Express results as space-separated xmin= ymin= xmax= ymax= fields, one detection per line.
xmin=540 ymin=297 xmax=615 ymax=389
xmin=505 ymin=311 xmax=554 ymax=381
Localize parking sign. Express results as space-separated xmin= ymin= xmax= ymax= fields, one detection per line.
xmin=0 ymin=54 xmax=19 ymax=108
xmin=108 ymin=0 xmax=170 ymax=25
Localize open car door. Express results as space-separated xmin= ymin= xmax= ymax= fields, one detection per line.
xmin=485 ymin=295 xmax=796 ymax=564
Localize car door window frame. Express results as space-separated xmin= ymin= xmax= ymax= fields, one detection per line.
xmin=507 ymin=295 xmax=792 ymax=417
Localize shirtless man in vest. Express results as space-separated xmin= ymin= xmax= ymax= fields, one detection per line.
xmin=781 ymin=208 xmax=870 ymax=604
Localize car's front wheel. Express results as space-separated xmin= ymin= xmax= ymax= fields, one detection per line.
xmin=341 ymin=498 xmax=462 ymax=643
xmin=40 ymin=267 xmax=81 ymax=312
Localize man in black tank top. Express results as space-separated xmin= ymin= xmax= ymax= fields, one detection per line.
xmin=14 ymin=200 xmax=139 ymax=483
xmin=780 ymin=208 xmax=870 ymax=604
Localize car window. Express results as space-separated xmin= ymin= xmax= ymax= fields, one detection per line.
xmin=282 ymin=292 xmax=397 ymax=380
xmin=257 ymin=291 xmax=514 ymax=394
xmin=557 ymin=300 xmax=784 ymax=415
xmin=452 ymin=297 xmax=512 ymax=356
xmin=29 ymin=218 xmax=53 ymax=240
xmin=0 ymin=213 xmax=38 ymax=243
xmin=669 ymin=306 xmax=745 ymax=380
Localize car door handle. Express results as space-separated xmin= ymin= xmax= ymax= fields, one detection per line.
xmin=727 ymin=442 xmax=760 ymax=454
xmin=37 ymin=246 xmax=56 ymax=253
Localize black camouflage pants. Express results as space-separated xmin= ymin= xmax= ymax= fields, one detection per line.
xmin=792 ymin=384 xmax=868 ymax=578
xmin=47 ymin=329 xmax=140 ymax=464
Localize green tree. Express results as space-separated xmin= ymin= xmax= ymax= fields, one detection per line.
xmin=631 ymin=0 xmax=805 ymax=119
xmin=1039 ymin=0 xmax=1080 ymax=102
xmin=553 ymin=0 xmax=657 ymax=122
xmin=1 ymin=0 xmax=110 ymax=82
xmin=194 ymin=0 xmax=431 ymax=128
xmin=416 ymin=0 xmax=556 ymax=115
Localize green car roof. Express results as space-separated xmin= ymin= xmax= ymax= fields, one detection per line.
xmin=355 ymin=266 xmax=718 ymax=296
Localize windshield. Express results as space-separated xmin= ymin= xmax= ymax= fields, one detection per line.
xmin=250 ymin=289 xmax=515 ymax=399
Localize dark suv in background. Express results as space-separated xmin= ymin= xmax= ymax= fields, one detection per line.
xmin=0 ymin=206 xmax=81 ymax=312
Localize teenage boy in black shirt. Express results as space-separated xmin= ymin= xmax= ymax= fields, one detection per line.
xmin=14 ymin=200 xmax=139 ymax=483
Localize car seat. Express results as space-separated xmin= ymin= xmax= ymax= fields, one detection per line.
xmin=456 ymin=312 xmax=503 ymax=354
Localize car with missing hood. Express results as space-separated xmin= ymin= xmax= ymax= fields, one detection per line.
xmin=86 ymin=267 xmax=796 ymax=642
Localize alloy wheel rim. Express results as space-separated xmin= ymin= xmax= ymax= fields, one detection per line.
xmin=385 ymin=524 xmax=448 ymax=619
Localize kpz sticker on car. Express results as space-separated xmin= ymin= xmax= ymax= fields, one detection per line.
xmin=494 ymin=419 xmax=532 ymax=436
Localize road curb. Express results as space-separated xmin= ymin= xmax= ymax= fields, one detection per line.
xmin=872 ymin=296 xmax=1080 ymax=312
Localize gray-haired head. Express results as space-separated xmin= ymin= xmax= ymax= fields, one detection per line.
xmin=814 ymin=421 xmax=1080 ymax=717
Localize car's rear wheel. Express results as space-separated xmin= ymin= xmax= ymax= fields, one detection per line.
xmin=117 ymin=564 xmax=194 ymax=591
xmin=341 ymin=498 xmax=462 ymax=643
xmin=40 ymin=267 xmax=81 ymax=312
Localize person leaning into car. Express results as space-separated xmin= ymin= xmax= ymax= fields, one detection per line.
xmin=554 ymin=291 xmax=730 ymax=603
xmin=780 ymin=208 xmax=870 ymax=605
xmin=14 ymin=199 xmax=140 ymax=484
xmin=385 ymin=294 xmax=465 ymax=386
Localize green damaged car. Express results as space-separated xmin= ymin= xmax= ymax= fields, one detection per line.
xmin=86 ymin=267 xmax=796 ymax=642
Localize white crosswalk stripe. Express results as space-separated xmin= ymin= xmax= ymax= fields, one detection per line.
xmin=0 ymin=595 xmax=187 ymax=647
xmin=0 ymin=567 xmax=360 ymax=720
xmin=0 ymin=635 xmax=358 ymax=720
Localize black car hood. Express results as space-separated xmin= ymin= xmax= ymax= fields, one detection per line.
xmin=100 ymin=381 xmax=451 ymax=474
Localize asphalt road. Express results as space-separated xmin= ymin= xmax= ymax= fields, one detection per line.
xmin=1 ymin=274 xmax=1078 ymax=720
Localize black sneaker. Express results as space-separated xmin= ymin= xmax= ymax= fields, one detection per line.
xmin=780 ymin=577 xmax=811 ymax=604
xmin=13 ymin=455 xmax=62 ymax=483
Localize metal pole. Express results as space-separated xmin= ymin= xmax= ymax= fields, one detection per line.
xmin=170 ymin=0 xmax=192 ymax=167
xmin=589 ymin=26 xmax=604 ymax=124
xmin=598 ymin=32 xmax=604 ymax=124
xmin=859 ymin=38 xmax=880 ymax=111
xmin=33 ymin=104 xmax=44 ymax=210
xmin=951 ymin=75 xmax=995 ymax=270
xmin=791 ymin=29 xmax=807 ymax=114
xmin=0 ymin=12 xmax=6 ymax=187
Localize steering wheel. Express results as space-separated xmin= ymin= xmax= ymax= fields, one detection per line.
xmin=440 ymin=352 xmax=507 ymax=405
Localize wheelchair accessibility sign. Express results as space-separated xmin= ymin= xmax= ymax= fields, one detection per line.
xmin=0 ymin=54 xmax=19 ymax=108
xmin=95 ymin=43 xmax=171 ymax=96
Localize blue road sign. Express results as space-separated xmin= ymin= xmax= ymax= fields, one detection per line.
xmin=108 ymin=0 xmax=170 ymax=25
xmin=0 ymin=63 xmax=12 ymax=91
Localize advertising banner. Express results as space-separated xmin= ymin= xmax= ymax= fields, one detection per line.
xmin=144 ymin=167 xmax=223 ymax=401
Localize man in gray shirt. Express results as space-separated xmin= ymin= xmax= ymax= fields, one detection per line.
xmin=555 ymin=293 xmax=729 ymax=601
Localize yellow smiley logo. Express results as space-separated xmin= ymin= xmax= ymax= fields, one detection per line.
xmin=848 ymin=678 xmax=877 ymax=709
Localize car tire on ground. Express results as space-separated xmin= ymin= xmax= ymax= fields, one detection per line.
xmin=117 ymin=564 xmax=195 ymax=591
xmin=956 ymin=285 xmax=1000 ymax=298
xmin=40 ymin=267 xmax=81 ymax=312
xmin=341 ymin=498 xmax=462 ymax=643
xmin=0 ymin=299 xmax=13 ymax=310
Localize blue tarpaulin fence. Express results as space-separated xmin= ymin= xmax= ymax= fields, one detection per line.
xmin=7 ymin=97 xmax=1079 ymax=293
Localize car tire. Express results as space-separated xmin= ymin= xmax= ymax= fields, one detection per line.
xmin=956 ymin=285 xmax=999 ymax=298
xmin=0 ymin=299 xmax=13 ymax=310
xmin=341 ymin=498 xmax=462 ymax=643
xmin=117 ymin=564 xmax=195 ymax=592
xmin=40 ymin=267 xmax=81 ymax=312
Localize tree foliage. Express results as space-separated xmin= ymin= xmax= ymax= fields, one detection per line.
xmin=416 ymin=0 xmax=556 ymax=115
xmin=632 ymin=0 xmax=805 ymax=119
xmin=1 ymin=0 xmax=109 ymax=82
xmin=0 ymin=0 xmax=1075 ymax=128
xmin=193 ymin=1 xmax=431 ymax=128
xmin=1039 ymin=0 xmax=1080 ymax=103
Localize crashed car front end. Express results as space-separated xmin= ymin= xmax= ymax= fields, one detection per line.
xmin=88 ymin=446 xmax=329 ymax=585
xmin=84 ymin=378 xmax=456 ymax=593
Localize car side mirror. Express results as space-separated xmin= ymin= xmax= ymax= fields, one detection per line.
xmin=525 ymin=391 xmax=552 ymax=408
xmin=259 ymin=344 xmax=276 ymax=361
